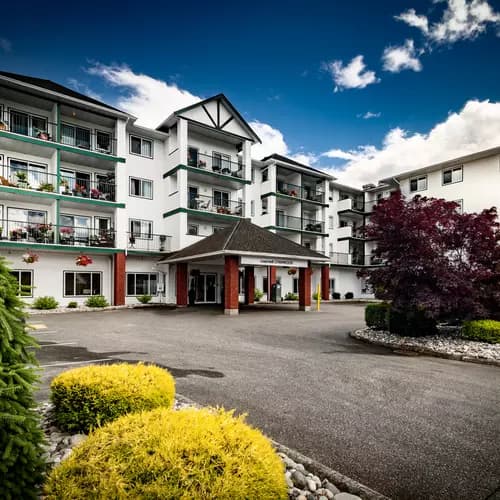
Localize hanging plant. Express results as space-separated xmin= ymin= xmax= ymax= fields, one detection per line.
xmin=76 ymin=254 xmax=93 ymax=266
xmin=22 ymin=251 xmax=39 ymax=264
xmin=287 ymin=267 xmax=297 ymax=275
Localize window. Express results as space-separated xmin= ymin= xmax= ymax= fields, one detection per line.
xmin=61 ymin=123 xmax=91 ymax=149
xmin=213 ymin=190 xmax=229 ymax=208
xmin=188 ymin=224 xmax=199 ymax=236
xmin=212 ymin=151 xmax=230 ymax=172
xmin=250 ymin=200 xmax=255 ymax=217
xmin=213 ymin=226 xmax=225 ymax=233
xmin=329 ymin=278 xmax=335 ymax=293
xmin=443 ymin=166 xmax=463 ymax=185
xmin=126 ymin=273 xmax=158 ymax=296
xmin=96 ymin=130 xmax=112 ymax=153
xmin=10 ymin=270 xmax=33 ymax=297
xmin=64 ymin=272 xmax=102 ymax=296
xmin=8 ymin=159 xmax=47 ymax=188
xmin=129 ymin=177 xmax=153 ymax=199
xmin=293 ymin=278 xmax=298 ymax=294
xmin=130 ymin=135 xmax=153 ymax=158
xmin=7 ymin=208 xmax=46 ymax=235
xmin=129 ymin=219 xmax=153 ymax=238
xmin=329 ymin=243 xmax=333 ymax=256
xmin=328 ymin=216 xmax=334 ymax=230
xmin=409 ymin=175 xmax=427 ymax=192
xmin=10 ymin=110 xmax=47 ymax=138
xmin=187 ymin=147 xmax=199 ymax=167
xmin=262 ymin=169 xmax=268 ymax=182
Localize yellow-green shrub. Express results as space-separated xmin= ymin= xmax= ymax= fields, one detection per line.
xmin=44 ymin=407 xmax=287 ymax=500
xmin=50 ymin=363 xmax=175 ymax=433
xmin=462 ymin=319 xmax=500 ymax=344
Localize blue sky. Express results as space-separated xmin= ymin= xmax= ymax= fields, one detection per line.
xmin=1 ymin=0 xmax=500 ymax=185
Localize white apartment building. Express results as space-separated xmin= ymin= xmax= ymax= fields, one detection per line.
xmin=0 ymin=71 xmax=498 ymax=308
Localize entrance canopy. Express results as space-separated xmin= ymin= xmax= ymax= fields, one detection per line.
xmin=159 ymin=219 xmax=329 ymax=314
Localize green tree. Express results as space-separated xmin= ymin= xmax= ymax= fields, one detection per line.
xmin=0 ymin=256 xmax=45 ymax=498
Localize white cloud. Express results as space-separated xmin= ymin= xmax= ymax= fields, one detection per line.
xmin=323 ymin=55 xmax=379 ymax=92
xmin=327 ymin=99 xmax=500 ymax=187
xmin=382 ymin=39 xmax=423 ymax=72
xmin=0 ymin=38 xmax=12 ymax=53
xmin=290 ymin=152 xmax=319 ymax=165
xmin=358 ymin=111 xmax=381 ymax=119
xmin=248 ymin=121 xmax=289 ymax=159
xmin=396 ymin=0 xmax=500 ymax=44
xmin=67 ymin=78 xmax=102 ymax=101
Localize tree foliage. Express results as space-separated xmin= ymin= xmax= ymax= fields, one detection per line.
xmin=0 ymin=256 xmax=45 ymax=498
xmin=362 ymin=192 xmax=500 ymax=322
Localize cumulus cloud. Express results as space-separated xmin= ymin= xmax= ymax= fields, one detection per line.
xmin=382 ymin=39 xmax=423 ymax=72
xmin=327 ymin=99 xmax=500 ymax=187
xmin=0 ymin=38 xmax=12 ymax=53
xmin=396 ymin=0 xmax=500 ymax=44
xmin=248 ymin=121 xmax=289 ymax=159
xmin=323 ymin=55 xmax=379 ymax=92
xmin=67 ymin=78 xmax=102 ymax=101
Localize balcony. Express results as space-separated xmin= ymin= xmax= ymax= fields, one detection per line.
xmin=275 ymin=212 xmax=325 ymax=234
xmin=187 ymin=152 xmax=244 ymax=179
xmin=0 ymin=164 xmax=116 ymax=202
xmin=188 ymin=194 xmax=244 ymax=217
xmin=329 ymin=252 xmax=383 ymax=266
xmin=1 ymin=220 xmax=115 ymax=248
xmin=276 ymin=181 xmax=325 ymax=203
xmin=0 ymin=110 xmax=117 ymax=155
xmin=337 ymin=197 xmax=365 ymax=213
xmin=337 ymin=225 xmax=364 ymax=240
xmin=127 ymin=233 xmax=171 ymax=252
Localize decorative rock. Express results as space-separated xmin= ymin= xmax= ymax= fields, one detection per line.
xmin=334 ymin=493 xmax=362 ymax=500
xmin=317 ymin=488 xmax=335 ymax=499
xmin=285 ymin=471 xmax=294 ymax=488
xmin=297 ymin=495 xmax=308 ymax=500
xmin=306 ymin=478 xmax=317 ymax=492
xmin=323 ymin=480 xmax=341 ymax=495
xmin=70 ymin=433 xmax=86 ymax=446
xmin=291 ymin=470 xmax=308 ymax=489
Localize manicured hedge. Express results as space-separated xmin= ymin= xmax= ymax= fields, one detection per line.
xmin=50 ymin=363 xmax=175 ymax=433
xmin=44 ymin=407 xmax=288 ymax=500
xmin=462 ymin=320 xmax=500 ymax=344
xmin=388 ymin=308 xmax=437 ymax=337
xmin=365 ymin=303 xmax=390 ymax=330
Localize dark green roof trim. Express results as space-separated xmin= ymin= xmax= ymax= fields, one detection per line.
xmin=0 ymin=130 xmax=126 ymax=163
xmin=127 ymin=250 xmax=168 ymax=256
xmin=163 ymin=207 xmax=243 ymax=222
xmin=265 ymin=225 xmax=328 ymax=237
xmin=0 ymin=241 xmax=123 ymax=254
xmin=163 ymin=164 xmax=250 ymax=184
xmin=0 ymin=185 xmax=125 ymax=208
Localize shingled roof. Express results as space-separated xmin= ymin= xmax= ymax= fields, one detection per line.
xmin=159 ymin=219 xmax=328 ymax=263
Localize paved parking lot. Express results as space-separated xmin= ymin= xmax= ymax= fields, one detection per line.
xmin=32 ymin=304 xmax=500 ymax=500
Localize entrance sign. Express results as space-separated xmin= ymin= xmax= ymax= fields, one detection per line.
xmin=240 ymin=256 xmax=307 ymax=268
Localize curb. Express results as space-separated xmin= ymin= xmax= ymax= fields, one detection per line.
xmin=350 ymin=329 xmax=500 ymax=368
xmin=176 ymin=393 xmax=388 ymax=500
xmin=28 ymin=303 xmax=174 ymax=315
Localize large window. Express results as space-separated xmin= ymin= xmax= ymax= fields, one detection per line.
xmin=130 ymin=135 xmax=153 ymax=158
xmin=213 ymin=190 xmax=229 ymax=207
xmin=7 ymin=208 xmax=46 ymax=236
xmin=10 ymin=270 xmax=33 ymax=297
xmin=187 ymin=147 xmax=199 ymax=167
xmin=61 ymin=123 xmax=91 ymax=150
xmin=126 ymin=273 xmax=158 ymax=296
xmin=129 ymin=177 xmax=153 ymax=199
xmin=10 ymin=109 xmax=47 ymax=138
xmin=8 ymin=158 xmax=47 ymax=188
xmin=442 ymin=166 xmax=463 ymax=185
xmin=64 ymin=271 xmax=102 ymax=296
xmin=212 ymin=151 xmax=230 ymax=172
xmin=129 ymin=219 xmax=153 ymax=238
xmin=95 ymin=130 xmax=112 ymax=153
xmin=409 ymin=175 xmax=427 ymax=192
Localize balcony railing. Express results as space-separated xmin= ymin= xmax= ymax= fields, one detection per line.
xmin=275 ymin=212 xmax=325 ymax=233
xmin=188 ymin=194 xmax=244 ymax=216
xmin=0 ymin=110 xmax=117 ymax=155
xmin=0 ymin=164 xmax=116 ymax=201
xmin=337 ymin=225 xmax=365 ymax=239
xmin=329 ymin=252 xmax=383 ymax=266
xmin=276 ymin=181 xmax=324 ymax=203
xmin=187 ymin=152 xmax=244 ymax=179
xmin=1 ymin=220 xmax=115 ymax=248
xmin=127 ymin=233 xmax=171 ymax=252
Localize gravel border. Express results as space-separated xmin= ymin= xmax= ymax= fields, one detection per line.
xmin=28 ymin=303 xmax=173 ymax=315
xmin=351 ymin=327 xmax=500 ymax=367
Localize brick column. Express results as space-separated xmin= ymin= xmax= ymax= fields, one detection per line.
xmin=268 ymin=266 xmax=276 ymax=298
xmin=321 ymin=265 xmax=330 ymax=300
xmin=298 ymin=265 xmax=312 ymax=311
xmin=244 ymin=266 xmax=255 ymax=305
xmin=176 ymin=263 xmax=188 ymax=307
xmin=224 ymin=255 xmax=240 ymax=315
xmin=113 ymin=252 xmax=126 ymax=306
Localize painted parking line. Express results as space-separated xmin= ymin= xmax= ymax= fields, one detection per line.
xmin=40 ymin=358 xmax=112 ymax=368
xmin=39 ymin=342 xmax=78 ymax=347
xmin=28 ymin=323 xmax=48 ymax=330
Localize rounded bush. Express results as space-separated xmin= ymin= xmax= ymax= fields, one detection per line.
xmin=137 ymin=294 xmax=152 ymax=304
xmin=66 ymin=301 xmax=78 ymax=308
xmin=462 ymin=320 xmax=500 ymax=344
xmin=50 ymin=363 xmax=175 ymax=432
xmin=332 ymin=292 xmax=341 ymax=300
xmin=32 ymin=295 xmax=59 ymax=309
xmin=44 ymin=407 xmax=287 ymax=500
xmin=84 ymin=295 xmax=109 ymax=308
xmin=365 ymin=302 xmax=390 ymax=330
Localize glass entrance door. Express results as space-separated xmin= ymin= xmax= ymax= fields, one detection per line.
xmin=195 ymin=273 xmax=217 ymax=303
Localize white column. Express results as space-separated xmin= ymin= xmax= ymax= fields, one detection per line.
xmin=114 ymin=118 xmax=128 ymax=249
xmin=177 ymin=118 xmax=188 ymax=210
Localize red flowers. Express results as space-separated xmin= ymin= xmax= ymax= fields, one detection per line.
xmin=76 ymin=255 xmax=93 ymax=266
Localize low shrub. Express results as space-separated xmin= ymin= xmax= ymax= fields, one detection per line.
xmin=312 ymin=291 xmax=320 ymax=300
xmin=32 ymin=296 xmax=59 ymax=309
xmin=332 ymin=292 xmax=341 ymax=300
xmin=50 ymin=363 xmax=175 ymax=433
xmin=462 ymin=320 xmax=500 ymax=344
xmin=137 ymin=294 xmax=152 ymax=304
xmin=365 ymin=302 xmax=390 ymax=330
xmin=66 ymin=301 xmax=78 ymax=308
xmin=44 ymin=407 xmax=287 ymax=500
xmin=84 ymin=295 xmax=109 ymax=308
xmin=254 ymin=288 xmax=264 ymax=301
xmin=284 ymin=292 xmax=298 ymax=300
xmin=345 ymin=292 xmax=354 ymax=299
xmin=388 ymin=308 xmax=437 ymax=337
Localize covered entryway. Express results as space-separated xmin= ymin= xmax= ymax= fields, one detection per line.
xmin=159 ymin=219 xmax=329 ymax=315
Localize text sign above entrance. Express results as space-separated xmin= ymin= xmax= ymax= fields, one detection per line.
xmin=240 ymin=256 xmax=307 ymax=268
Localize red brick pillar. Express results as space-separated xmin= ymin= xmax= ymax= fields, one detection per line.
xmin=225 ymin=255 xmax=240 ymax=315
xmin=268 ymin=266 xmax=276 ymax=299
xmin=299 ymin=265 xmax=312 ymax=311
xmin=244 ymin=266 xmax=255 ymax=305
xmin=321 ymin=265 xmax=330 ymax=301
xmin=176 ymin=263 xmax=188 ymax=307
xmin=113 ymin=253 xmax=126 ymax=306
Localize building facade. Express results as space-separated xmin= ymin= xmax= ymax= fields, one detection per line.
xmin=0 ymin=71 xmax=498 ymax=306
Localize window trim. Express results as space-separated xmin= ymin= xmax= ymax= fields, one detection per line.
xmin=60 ymin=122 xmax=92 ymax=149
xmin=213 ymin=188 xmax=230 ymax=207
xmin=63 ymin=271 xmax=103 ymax=297
xmin=126 ymin=272 xmax=159 ymax=296
xmin=442 ymin=165 xmax=463 ymax=186
xmin=10 ymin=269 xmax=33 ymax=297
xmin=8 ymin=107 xmax=48 ymax=137
xmin=129 ymin=135 xmax=154 ymax=158
xmin=409 ymin=175 xmax=428 ymax=193
xmin=129 ymin=176 xmax=153 ymax=199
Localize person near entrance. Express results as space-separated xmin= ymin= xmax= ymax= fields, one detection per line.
xmin=188 ymin=285 xmax=196 ymax=306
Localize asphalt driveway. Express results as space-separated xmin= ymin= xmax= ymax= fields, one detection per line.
xmin=31 ymin=304 xmax=500 ymax=500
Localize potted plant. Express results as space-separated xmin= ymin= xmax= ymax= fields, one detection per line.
xmin=59 ymin=226 xmax=74 ymax=244
xmin=0 ymin=120 xmax=7 ymax=131
xmin=73 ymin=184 xmax=87 ymax=197
xmin=90 ymin=188 xmax=101 ymax=199
xmin=59 ymin=179 xmax=71 ymax=195
xmin=15 ymin=171 xmax=30 ymax=189
xmin=22 ymin=251 xmax=39 ymax=264
xmin=198 ymin=160 xmax=207 ymax=168
xmin=38 ymin=182 xmax=54 ymax=192
xmin=36 ymin=130 xmax=50 ymax=140
xmin=10 ymin=228 xmax=25 ymax=241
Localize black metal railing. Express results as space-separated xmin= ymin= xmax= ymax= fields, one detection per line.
xmin=0 ymin=110 xmax=117 ymax=155
xmin=187 ymin=152 xmax=244 ymax=178
xmin=302 ymin=217 xmax=325 ymax=233
xmin=275 ymin=212 xmax=324 ymax=233
xmin=188 ymin=194 xmax=244 ymax=216
xmin=276 ymin=181 xmax=324 ymax=203
xmin=127 ymin=233 xmax=171 ymax=252
xmin=1 ymin=220 xmax=115 ymax=247
xmin=0 ymin=164 xmax=116 ymax=201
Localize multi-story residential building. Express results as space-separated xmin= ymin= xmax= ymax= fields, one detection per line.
xmin=0 ymin=71 xmax=498 ymax=308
